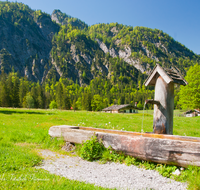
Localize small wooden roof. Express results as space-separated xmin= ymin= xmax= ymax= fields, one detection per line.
xmin=144 ymin=64 xmax=188 ymax=86
xmin=194 ymin=109 xmax=200 ymax=114
xmin=184 ymin=110 xmax=193 ymax=114
xmin=102 ymin=104 xmax=138 ymax=111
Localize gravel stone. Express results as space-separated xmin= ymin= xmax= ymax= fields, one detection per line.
xmin=36 ymin=150 xmax=187 ymax=190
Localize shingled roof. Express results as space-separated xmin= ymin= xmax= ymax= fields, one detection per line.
xmin=144 ymin=64 xmax=188 ymax=86
xmin=102 ymin=104 xmax=138 ymax=111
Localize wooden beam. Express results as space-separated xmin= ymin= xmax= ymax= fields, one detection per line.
xmin=145 ymin=99 xmax=160 ymax=106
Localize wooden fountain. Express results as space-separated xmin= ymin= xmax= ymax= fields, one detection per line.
xmin=49 ymin=64 xmax=200 ymax=167
xmin=144 ymin=64 xmax=188 ymax=134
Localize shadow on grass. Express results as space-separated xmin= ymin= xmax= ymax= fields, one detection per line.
xmin=0 ymin=110 xmax=54 ymax=115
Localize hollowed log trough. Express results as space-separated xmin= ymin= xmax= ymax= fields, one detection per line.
xmin=49 ymin=125 xmax=200 ymax=167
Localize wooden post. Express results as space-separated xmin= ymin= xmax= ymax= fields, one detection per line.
xmin=153 ymin=76 xmax=174 ymax=134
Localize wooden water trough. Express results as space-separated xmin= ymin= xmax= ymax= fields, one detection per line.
xmin=49 ymin=125 xmax=200 ymax=167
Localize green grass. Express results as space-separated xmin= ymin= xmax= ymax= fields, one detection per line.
xmin=0 ymin=107 xmax=200 ymax=189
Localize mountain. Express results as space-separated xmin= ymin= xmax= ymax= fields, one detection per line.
xmin=0 ymin=1 xmax=199 ymax=85
xmin=51 ymin=9 xmax=88 ymax=30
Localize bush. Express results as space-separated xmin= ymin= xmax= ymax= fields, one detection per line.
xmin=49 ymin=100 xmax=57 ymax=109
xmin=26 ymin=93 xmax=35 ymax=108
xmin=80 ymin=136 xmax=105 ymax=161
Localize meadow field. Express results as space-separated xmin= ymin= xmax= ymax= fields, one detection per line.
xmin=0 ymin=108 xmax=200 ymax=189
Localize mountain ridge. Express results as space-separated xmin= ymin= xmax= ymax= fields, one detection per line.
xmin=0 ymin=1 xmax=199 ymax=85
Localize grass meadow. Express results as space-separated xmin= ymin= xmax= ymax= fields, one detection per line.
xmin=0 ymin=108 xmax=200 ymax=189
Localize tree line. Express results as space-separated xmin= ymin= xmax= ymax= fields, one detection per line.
xmin=0 ymin=71 xmax=154 ymax=111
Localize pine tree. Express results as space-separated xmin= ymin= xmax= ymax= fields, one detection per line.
xmin=62 ymin=89 xmax=71 ymax=110
xmin=7 ymin=73 xmax=13 ymax=107
xmin=0 ymin=81 xmax=8 ymax=107
xmin=0 ymin=71 xmax=9 ymax=107
xmin=12 ymin=74 xmax=20 ymax=107
xmin=83 ymin=92 xmax=92 ymax=111
xmin=31 ymin=84 xmax=37 ymax=108
xmin=19 ymin=78 xmax=28 ymax=107
xmin=56 ymin=81 xmax=63 ymax=109
xmin=36 ymin=82 xmax=44 ymax=108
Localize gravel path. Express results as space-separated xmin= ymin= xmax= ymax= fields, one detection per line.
xmin=37 ymin=150 xmax=187 ymax=190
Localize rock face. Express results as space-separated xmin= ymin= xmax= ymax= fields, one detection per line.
xmin=0 ymin=3 xmax=60 ymax=82
xmin=95 ymin=39 xmax=118 ymax=58
xmin=96 ymin=39 xmax=147 ymax=73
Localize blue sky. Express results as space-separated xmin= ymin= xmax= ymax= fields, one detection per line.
xmin=3 ymin=0 xmax=200 ymax=54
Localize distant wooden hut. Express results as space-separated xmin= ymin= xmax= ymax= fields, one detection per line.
xmin=102 ymin=104 xmax=138 ymax=113
xmin=185 ymin=109 xmax=200 ymax=117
